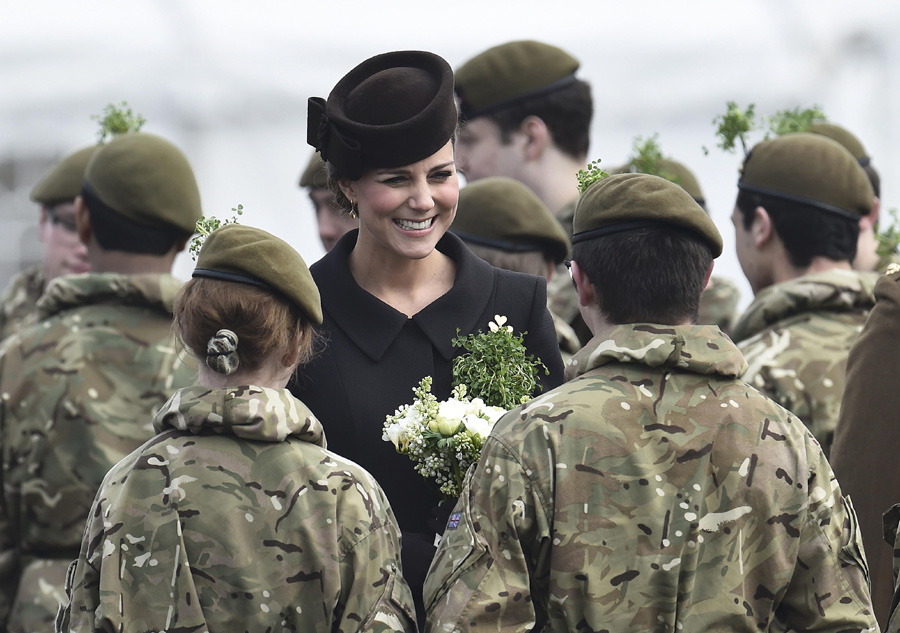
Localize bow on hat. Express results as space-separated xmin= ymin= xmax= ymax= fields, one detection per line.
xmin=307 ymin=97 xmax=364 ymax=180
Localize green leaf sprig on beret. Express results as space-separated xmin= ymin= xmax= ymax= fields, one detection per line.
xmin=92 ymin=101 xmax=147 ymax=145
xmin=576 ymin=159 xmax=610 ymax=195
xmin=190 ymin=204 xmax=244 ymax=260
xmin=708 ymin=101 xmax=758 ymax=155
xmin=877 ymin=206 xmax=900 ymax=260
xmin=766 ymin=105 xmax=827 ymax=136
xmin=629 ymin=135 xmax=681 ymax=185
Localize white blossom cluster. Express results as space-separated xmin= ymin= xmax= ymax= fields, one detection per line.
xmin=382 ymin=376 xmax=506 ymax=498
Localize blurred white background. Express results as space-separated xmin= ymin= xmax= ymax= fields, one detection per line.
xmin=3 ymin=0 xmax=897 ymax=310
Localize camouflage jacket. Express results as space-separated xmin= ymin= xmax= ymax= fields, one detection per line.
xmin=0 ymin=272 xmax=196 ymax=632
xmin=731 ymin=269 xmax=878 ymax=457
xmin=883 ymin=503 xmax=900 ymax=632
xmin=547 ymin=200 xmax=579 ymax=332
xmin=425 ymin=323 xmax=876 ymax=633
xmin=551 ymin=308 xmax=580 ymax=364
xmin=697 ymin=275 xmax=741 ymax=336
xmin=0 ymin=266 xmax=43 ymax=342
xmin=58 ymin=385 xmax=416 ymax=633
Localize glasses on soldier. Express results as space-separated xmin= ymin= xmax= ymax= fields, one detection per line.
xmin=47 ymin=207 xmax=78 ymax=233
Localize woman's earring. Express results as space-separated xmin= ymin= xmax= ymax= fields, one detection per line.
xmin=350 ymin=203 xmax=358 ymax=219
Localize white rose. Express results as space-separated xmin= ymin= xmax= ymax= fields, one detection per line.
xmin=431 ymin=398 xmax=468 ymax=435
xmin=462 ymin=414 xmax=493 ymax=439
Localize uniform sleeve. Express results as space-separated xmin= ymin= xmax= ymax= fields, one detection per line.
xmin=0 ymin=339 xmax=21 ymax=629
xmin=522 ymin=277 xmax=565 ymax=393
xmin=831 ymin=270 xmax=900 ymax=626
xmin=336 ymin=519 xmax=418 ymax=633
xmin=425 ymin=434 xmax=551 ymax=633
xmin=774 ymin=441 xmax=878 ymax=632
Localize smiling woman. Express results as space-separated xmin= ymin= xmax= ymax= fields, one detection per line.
xmin=294 ymin=49 xmax=565 ymax=627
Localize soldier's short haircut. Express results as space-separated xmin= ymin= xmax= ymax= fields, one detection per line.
xmin=480 ymin=80 xmax=592 ymax=160
xmin=573 ymin=226 xmax=713 ymax=325
xmin=736 ymin=190 xmax=859 ymax=269
xmin=174 ymin=278 xmax=324 ymax=373
xmin=464 ymin=243 xmax=553 ymax=279
xmin=84 ymin=195 xmax=191 ymax=256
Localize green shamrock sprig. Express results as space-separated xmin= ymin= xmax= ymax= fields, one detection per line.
xmin=189 ymin=204 xmax=244 ymax=260
xmin=92 ymin=101 xmax=146 ymax=145
xmin=577 ymin=159 xmax=610 ymax=195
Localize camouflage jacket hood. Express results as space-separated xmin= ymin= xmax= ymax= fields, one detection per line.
xmin=731 ymin=269 xmax=878 ymax=342
xmin=36 ymin=272 xmax=182 ymax=320
xmin=154 ymin=385 xmax=327 ymax=447
xmin=565 ymin=322 xmax=747 ymax=381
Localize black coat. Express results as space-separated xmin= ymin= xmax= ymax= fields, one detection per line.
xmin=290 ymin=230 xmax=564 ymax=623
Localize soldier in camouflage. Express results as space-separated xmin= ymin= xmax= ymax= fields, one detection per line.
xmin=454 ymin=41 xmax=594 ymax=345
xmin=0 ymin=133 xmax=202 ymax=633
xmin=730 ymin=133 xmax=878 ymax=457
xmin=0 ymin=146 xmax=95 ymax=341
xmin=59 ymin=225 xmax=416 ymax=632
xmin=451 ymin=177 xmax=580 ymax=361
xmin=425 ymin=173 xmax=876 ymax=632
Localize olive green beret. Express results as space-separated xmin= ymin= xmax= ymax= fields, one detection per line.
xmin=739 ymin=133 xmax=874 ymax=219
xmin=83 ymin=133 xmax=202 ymax=233
xmin=299 ymin=152 xmax=328 ymax=189
xmin=453 ymin=177 xmax=570 ymax=263
xmin=193 ymin=224 xmax=323 ymax=325
xmin=308 ymin=50 xmax=457 ymax=181
xmin=30 ymin=146 xmax=99 ymax=205
xmin=573 ymin=173 xmax=723 ymax=257
xmin=614 ymin=158 xmax=706 ymax=207
xmin=809 ymin=122 xmax=869 ymax=165
xmin=455 ymin=40 xmax=579 ymax=119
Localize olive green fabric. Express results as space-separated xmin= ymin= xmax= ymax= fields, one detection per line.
xmin=195 ymin=224 xmax=323 ymax=325
xmin=453 ymin=177 xmax=570 ymax=263
xmin=615 ymin=158 xmax=705 ymax=206
xmin=83 ymin=132 xmax=201 ymax=233
xmin=573 ymin=173 xmax=723 ymax=257
xmin=455 ymin=40 xmax=579 ymax=119
xmin=809 ymin=122 xmax=869 ymax=162
xmin=307 ymin=50 xmax=457 ymax=180
xmin=30 ymin=146 xmax=98 ymax=205
xmin=299 ymin=152 xmax=329 ymax=189
xmin=739 ymin=133 xmax=873 ymax=218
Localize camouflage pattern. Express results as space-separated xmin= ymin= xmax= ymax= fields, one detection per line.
xmin=425 ymin=323 xmax=876 ymax=632
xmin=878 ymin=250 xmax=900 ymax=275
xmin=731 ymin=269 xmax=878 ymax=457
xmin=697 ymin=275 xmax=741 ymax=336
xmin=0 ymin=266 xmax=43 ymax=342
xmin=883 ymin=504 xmax=900 ymax=632
xmin=0 ymin=272 xmax=197 ymax=633
xmin=548 ymin=200 xmax=588 ymax=346
xmin=58 ymin=385 xmax=416 ymax=633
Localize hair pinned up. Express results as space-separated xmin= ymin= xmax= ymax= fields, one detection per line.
xmin=206 ymin=329 xmax=240 ymax=375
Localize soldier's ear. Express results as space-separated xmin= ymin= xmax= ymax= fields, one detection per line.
xmin=703 ymin=260 xmax=715 ymax=291
xmin=519 ymin=116 xmax=549 ymax=162
xmin=751 ymin=205 xmax=773 ymax=248
xmin=74 ymin=196 xmax=91 ymax=246
xmin=570 ymin=260 xmax=596 ymax=308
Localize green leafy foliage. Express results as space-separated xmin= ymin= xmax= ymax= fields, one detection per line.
xmin=628 ymin=134 xmax=680 ymax=184
xmin=766 ymin=105 xmax=827 ymax=136
xmin=877 ymin=206 xmax=900 ymax=260
xmin=577 ymin=159 xmax=610 ymax=195
xmin=92 ymin=101 xmax=146 ymax=145
xmin=189 ymin=204 xmax=244 ymax=260
xmin=711 ymin=101 xmax=758 ymax=154
xmin=451 ymin=315 xmax=548 ymax=410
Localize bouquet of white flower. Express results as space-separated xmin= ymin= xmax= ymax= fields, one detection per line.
xmin=382 ymin=315 xmax=547 ymax=499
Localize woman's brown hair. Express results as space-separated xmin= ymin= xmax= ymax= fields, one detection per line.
xmin=173 ymin=278 xmax=320 ymax=372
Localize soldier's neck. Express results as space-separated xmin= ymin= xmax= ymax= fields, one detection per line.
xmin=87 ymin=248 xmax=177 ymax=276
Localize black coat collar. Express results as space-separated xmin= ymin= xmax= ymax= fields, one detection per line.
xmin=311 ymin=230 xmax=495 ymax=362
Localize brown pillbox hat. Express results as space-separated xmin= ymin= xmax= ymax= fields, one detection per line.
xmin=455 ymin=40 xmax=580 ymax=120
xmin=573 ymin=173 xmax=722 ymax=257
xmin=739 ymin=133 xmax=873 ymax=219
xmin=193 ymin=224 xmax=323 ymax=325
xmin=83 ymin=133 xmax=202 ymax=233
xmin=31 ymin=146 xmax=99 ymax=205
xmin=308 ymin=50 xmax=457 ymax=181
xmin=298 ymin=152 xmax=328 ymax=189
xmin=453 ymin=177 xmax=570 ymax=264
